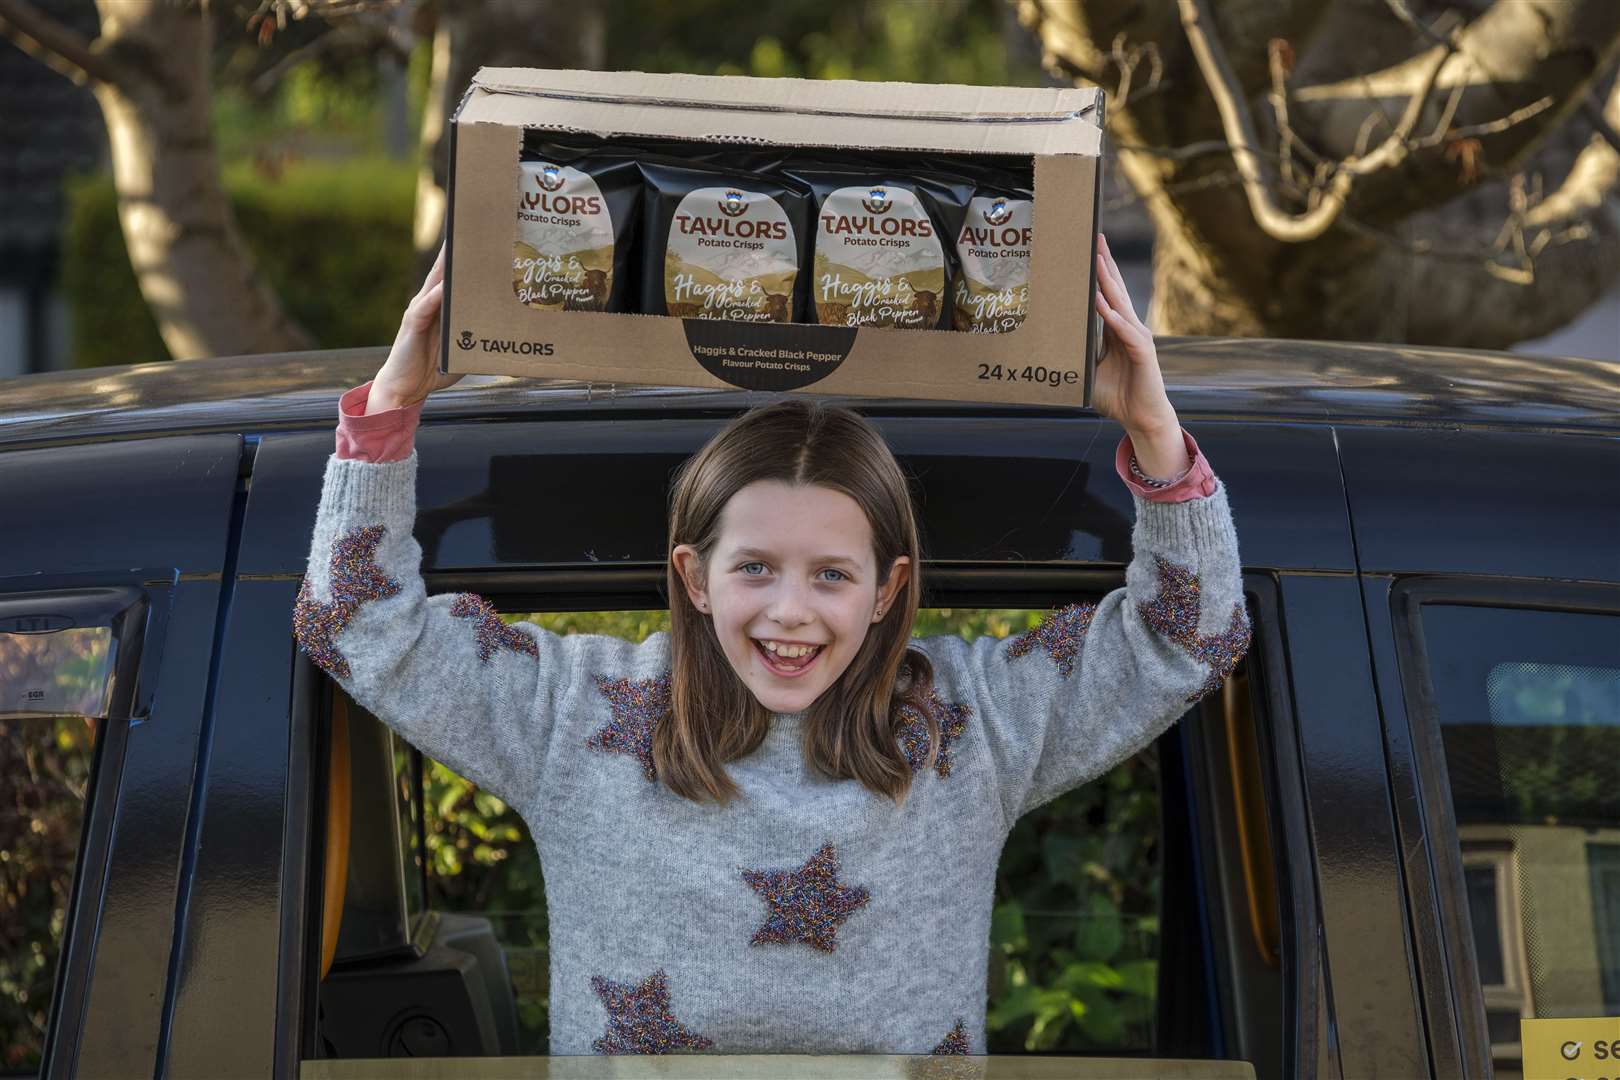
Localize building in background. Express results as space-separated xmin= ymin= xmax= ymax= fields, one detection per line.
xmin=0 ymin=0 xmax=105 ymax=378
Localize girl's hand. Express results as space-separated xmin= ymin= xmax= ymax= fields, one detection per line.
xmin=368 ymin=241 xmax=466 ymax=414
xmin=1091 ymin=233 xmax=1177 ymax=439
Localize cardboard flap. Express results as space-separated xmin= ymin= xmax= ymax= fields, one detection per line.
xmin=459 ymin=67 xmax=1103 ymax=155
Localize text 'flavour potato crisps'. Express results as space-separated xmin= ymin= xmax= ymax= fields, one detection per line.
xmin=640 ymin=161 xmax=811 ymax=323
xmin=513 ymin=137 xmax=641 ymax=312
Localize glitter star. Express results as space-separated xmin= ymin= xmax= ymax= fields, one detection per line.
xmin=588 ymin=968 xmax=714 ymax=1055
xmin=448 ymin=593 xmax=540 ymax=663
xmin=740 ymin=841 xmax=870 ymax=952
xmin=1137 ymin=555 xmax=1252 ymax=703
xmin=895 ymin=689 xmax=972 ymax=778
xmin=586 ymin=672 xmax=672 ymax=782
xmin=293 ymin=523 xmax=402 ymax=680
xmin=932 ymin=1019 xmax=971 ymax=1054
xmin=1005 ymin=602 xmax=1098 ymax=679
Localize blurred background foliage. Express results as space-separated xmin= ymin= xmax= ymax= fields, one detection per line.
xmin=0 ymin=717 xmax=97 ymax=1072
xmin=412 ymin=607 xmax=1162 ymax=1055
xmin=57 ymin=0 xmax=1033 ymax=367
xmin=63 ymin=159 xmax=417 ymax=369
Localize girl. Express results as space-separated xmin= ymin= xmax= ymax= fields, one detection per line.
xmin=294 ymin=233 xmax=1248 ymax=1058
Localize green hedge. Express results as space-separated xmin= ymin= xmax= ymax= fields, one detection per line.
xmin=59 ymin=157 xmax=417 ymax=369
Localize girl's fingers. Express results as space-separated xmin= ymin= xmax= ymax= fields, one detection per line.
xmin=1101 ymin=302 xmax=1151 ymax=357
xmin=1096 ymin=251 xmax=1136 ymax=324
xmin=423 ymin=242 xmax=447 ymax=292
xmin=1098 ymin=235 xmax=1149 ymax=332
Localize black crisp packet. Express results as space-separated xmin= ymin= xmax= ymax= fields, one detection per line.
xmin=781 ymin=159 xmax=974 ymax=330
xmin=639 ymin=159 xmax=812 ymax=323
xmin=514 ymin=134 xmax=642 ymax=313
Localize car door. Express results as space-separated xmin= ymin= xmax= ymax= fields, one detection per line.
xmin=0 ymin=433 xmax=242 ymax=1080
xmin=253 ymin=404 xmax=1385 ymax=1078
xmin=1342 ymin=423 xmax=1620 ymax=1080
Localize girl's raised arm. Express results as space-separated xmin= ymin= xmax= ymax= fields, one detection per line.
xmin=915 ymin=234 xmax=1251 ymax=827
xmin=294 ymin=243 xmax=599 ymax=812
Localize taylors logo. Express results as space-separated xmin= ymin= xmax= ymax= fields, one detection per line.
xmin=718 ymin=189 xmax=749 ymax=217
xmin=538 ymin=163 xmax=565 ymax=192
xmin=457 ymin=330 xmax=554 ymax=356
xmin=862 ymin=187 xmax=892 ymax=215
xmin=983 ymin=198 xmax=1013 ymax=226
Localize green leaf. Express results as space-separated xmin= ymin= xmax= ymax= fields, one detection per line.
xmin=991 ymin=901 xmax=1026 ymax=949
xmin=1116 ymin=959 xmax=1158 ymax=997
xmin=1074 ymin=893 xmax=1123 ymax=962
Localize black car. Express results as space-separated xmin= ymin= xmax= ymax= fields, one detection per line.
xmin=1 ymin=340 xmax=1616 ymax=1080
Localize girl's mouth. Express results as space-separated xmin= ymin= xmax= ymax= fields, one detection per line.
xmin=752 ymin=638 xmax=826 ymax=678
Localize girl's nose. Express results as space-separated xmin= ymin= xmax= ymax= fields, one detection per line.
xmin=766 ymin=581 xmax=814 ymax=628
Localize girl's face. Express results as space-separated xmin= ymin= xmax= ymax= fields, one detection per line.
xmin=672 ymin=480 xmax=910 ymax=715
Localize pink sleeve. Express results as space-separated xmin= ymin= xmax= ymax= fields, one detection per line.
xmin=1114 ymin=427 xmax=1218 ymax=502
xmin=334 ymin=380 xmax=424 ymax=463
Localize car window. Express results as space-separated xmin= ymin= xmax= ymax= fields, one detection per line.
xmin=306 ymin=603 xmax=1263 ymax=1074
xmin=1413 ymin=603 xmax=1620 ymax=1076
xmin=0 ymin=633 xmax=106 ymax=1077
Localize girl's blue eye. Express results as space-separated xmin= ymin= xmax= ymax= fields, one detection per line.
xmin=736 ymin=562 xmax=848 ymax=582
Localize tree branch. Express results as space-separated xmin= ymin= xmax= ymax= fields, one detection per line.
xmin=1176 ymin=0 xmax=1450 ymax=242
xmin=0 ymin=0 xmax=122 ymax=87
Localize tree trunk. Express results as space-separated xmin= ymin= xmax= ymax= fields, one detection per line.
xmin=411 ymin=0 xmax=605 ymax=281
xmin=1018 ymin=0 xmax=1620 ymax=346
xmin=90 ymin=0 xmax=314 ymax=359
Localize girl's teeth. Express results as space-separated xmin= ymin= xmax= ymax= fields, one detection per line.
xmin=760 ymin=640 xmax=820 ymax=660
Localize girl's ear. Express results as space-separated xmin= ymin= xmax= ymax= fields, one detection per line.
xmin=671 ymin=544 xmax=709 ymax=611
xmin=875 ymin=555 xmax=911 ymax=621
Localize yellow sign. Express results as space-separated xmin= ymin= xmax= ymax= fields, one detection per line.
xmin=1523 ymin=1017 xmax=1620 ymax=1080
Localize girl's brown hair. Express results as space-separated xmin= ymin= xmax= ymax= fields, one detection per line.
xmin=659 ymin=398 xmax=942 ymax=805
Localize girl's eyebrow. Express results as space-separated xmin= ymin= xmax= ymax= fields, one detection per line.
xmin=730 ymin=546 xmax=861 ymax=569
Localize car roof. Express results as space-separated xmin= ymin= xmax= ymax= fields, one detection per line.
xmin=0 ymin=337 xmax=1614 ymax=450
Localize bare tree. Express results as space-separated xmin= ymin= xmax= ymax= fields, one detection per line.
xmin=1016 ymin=0 xmax=1620 ymax=346
xmin=0 ymin=0 xmax=317 ymax=359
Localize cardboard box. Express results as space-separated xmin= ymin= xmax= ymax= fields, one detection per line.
xmin=441 ymin=67 xmax=1105 ymax=408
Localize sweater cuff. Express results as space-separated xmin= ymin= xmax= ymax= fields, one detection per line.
xmin=1115 ymin=428 xmax=1217 ymax=502
xmin=1134 ymin=476 xmax=1237 ymax=555
xmin=321 ymin=446 xmax=418 ymax=519
xmin=336 ymin=379 xmax=423 ymax=463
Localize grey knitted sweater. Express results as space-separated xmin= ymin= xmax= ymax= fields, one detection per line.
xmin=293 ymin=448 xmax=1249 ymax=1058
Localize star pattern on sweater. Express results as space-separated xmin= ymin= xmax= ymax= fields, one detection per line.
xmin=740 ymin=841 xmax=870 ymax=953
xmin=448 ymin=593 xmax=540 ymax=663
xmin=588 ymin=968 xmax=714 ymax=1055
xmin=1137 ymin=554 xmax=1252 ymax=703
xmin=932 ymin=1019 xmax=971 ymax=1054
xmin=586 ymin=671 xmax=673 ymax=782
xmin=895 ymin=689 xmax=972 ymax=778
xmin=1005 ymin=602 xmax=1098 ymax=679
xmin=292 ymin=523 xmax=402 ymax=680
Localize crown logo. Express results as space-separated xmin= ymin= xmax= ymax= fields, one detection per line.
xmin=982 ymin=199 xmax=1013 ymax=226
xmin=718 ymin=189 xmax=749 ymax=217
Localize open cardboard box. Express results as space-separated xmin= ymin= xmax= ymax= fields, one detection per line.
xmin=441 ymin=67 xmax=1105 ymax=408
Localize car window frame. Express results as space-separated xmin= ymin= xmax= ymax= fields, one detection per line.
xmin=1389 ymin=575 xmax=1620 ymax=1079
xmin=277 ymin=563 xmax=1308 ymax=1077
xmin=0 ymin=579 xmax=152 ymax=1080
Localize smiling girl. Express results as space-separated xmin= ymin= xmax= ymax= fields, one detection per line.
xmin=294 ymin=233 xmax=1249 ymax=1058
